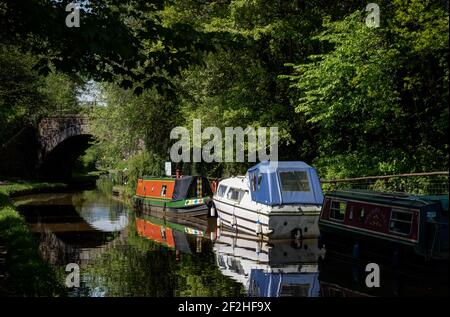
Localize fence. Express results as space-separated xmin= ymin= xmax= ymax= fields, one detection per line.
xmin=105 ymin=171 xmax=448 ymax=196
xmin=321 ymin=172 xmax=449 ymax=195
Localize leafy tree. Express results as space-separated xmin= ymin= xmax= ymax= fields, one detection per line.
xmin=285 ymin=1 xmax=448 ymax=178
xmin=0 ymin=45 xmax=80 ymax=145
xmin=0 ymin=0 xmax=226 ymax=94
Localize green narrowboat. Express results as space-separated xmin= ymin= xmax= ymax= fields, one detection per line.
xmin=133 ymin=175 xmax=213 ymax=216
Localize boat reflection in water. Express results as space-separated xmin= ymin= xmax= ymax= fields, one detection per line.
xmin=135 ymin=209 xmax=329 ymax=297
xmin=212 ymin=230 xmax=325 ymax=297
xmin=14 ymin=191 xmax=447 ymax=297
xmin=134 ymin=208 xmax=448 ymax=297
xmin=318 ymin=246 xmax=449 ymax=297
xmin=135 ymin=213 xmax=208 ymax=255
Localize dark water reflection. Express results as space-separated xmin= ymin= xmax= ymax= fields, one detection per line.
xmin=14 ymin=191 xmax=448 ymax=297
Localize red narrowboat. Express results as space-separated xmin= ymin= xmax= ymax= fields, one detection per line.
xmin=319 ymin=190 xmax=448 ymax=262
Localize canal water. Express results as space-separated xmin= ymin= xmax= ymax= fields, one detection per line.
xmin=14 ymin=190 xmax=448 ymax=297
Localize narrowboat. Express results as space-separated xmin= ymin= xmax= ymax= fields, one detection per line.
xmin=213 ymin=232 xmax=324 ymax=297
xmin=133 ymin=175 xmax=213 ymax=216
xmin=212 ymin=161 xmax=324 ymax=239
xmin=135 ymin=214 xmax=207 ymax=254
xmin=319 ymin=190 xmax=449 ymax=262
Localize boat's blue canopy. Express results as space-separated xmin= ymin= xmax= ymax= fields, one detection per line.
xmin=247 ymin=161 xmax=323 ymax=206
xmin=248 ymin=269 xmax=320 ymax=297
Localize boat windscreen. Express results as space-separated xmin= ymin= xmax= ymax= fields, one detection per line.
xmin=279 ymin=171 xmax=311 ymax=192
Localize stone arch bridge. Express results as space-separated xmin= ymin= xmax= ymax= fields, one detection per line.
xmin=37 ymin=115 xmax=91 ymax=161
xmin=0 ymin=115 xmax=94 ymax=180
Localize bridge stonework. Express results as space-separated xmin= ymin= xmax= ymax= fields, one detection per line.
xmin=0 ymin=114 xmax=91 ymax=179
xmin=38 ymin=115 xmax=91 ymax=161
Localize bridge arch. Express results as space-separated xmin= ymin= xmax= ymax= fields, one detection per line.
xmin=38 ymin=115 xmax=91 ymax=157
xmin=37 ymin=115 xmax=94 ymax=181
xmin=0 ymin=115 xmax=95 ymax=180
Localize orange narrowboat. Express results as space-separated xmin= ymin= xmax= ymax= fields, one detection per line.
xmin=133 ymin=176 xmax=213 ymax=216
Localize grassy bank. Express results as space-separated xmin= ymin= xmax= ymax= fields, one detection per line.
xmin=0 ymin=181 xmax=67 ymax=296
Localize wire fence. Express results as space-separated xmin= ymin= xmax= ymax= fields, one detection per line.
xmin=321 ymin=172 xmax=449 ymax=195
xmin=113 ymin=171 xmax=448 ymax=196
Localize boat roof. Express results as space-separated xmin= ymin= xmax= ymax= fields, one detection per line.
xmin=217 ymin=161 xmax=324 ymax=205
xmin=248 ymin=161 xmax=313 ymax=173
xmin=140 ymin=176 xmax=176 ymax=181
xmin=325 ymin=189 xmax=446 ymax=209
xmin=140 ymin=175 xmax=206 ymax=181
xmin=247 ymin=161 xmax=324 ymax=205
xmin=217 ymin=176 xmax=248 ymax=190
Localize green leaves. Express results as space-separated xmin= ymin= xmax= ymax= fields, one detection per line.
xmin=0 ymin=45 xmax=81 ymax=146
xmin=6 ymin=0 xmax=442 ymax=182
xmin=284 ymin=3 xmax=448 ymax=178
xmin=1 ymin=0 xmax=224 ymax=95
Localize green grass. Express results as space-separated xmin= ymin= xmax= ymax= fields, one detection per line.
xmin=0 ymin=181 xmax=67 ymax=296
xmin=0 ymin=181 xmax=67 ymax=199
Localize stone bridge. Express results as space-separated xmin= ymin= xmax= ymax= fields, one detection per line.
xmin=37 ymin=115 xmax=91 ymax=162
xmin=0 ymin=114 xmax=93 ymax=180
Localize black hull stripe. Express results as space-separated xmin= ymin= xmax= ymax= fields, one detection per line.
xmin=136 ymin=204 xmax=208 ymax=214
xmin=138 ymin=200 xmax=208 ymax=211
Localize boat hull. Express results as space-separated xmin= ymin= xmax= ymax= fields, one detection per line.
xmin=214 ymin=199 xmax=320 ymax=239
xmin=319 ymin=221 xmax=449 ymax=263
xmin=133 ymin=195 xmax=209 ymax=217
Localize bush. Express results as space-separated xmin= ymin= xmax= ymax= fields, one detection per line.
xmin=126 ymin=151 xmax=166 ymax=192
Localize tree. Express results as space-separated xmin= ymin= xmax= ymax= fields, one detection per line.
xmin=0 ymin=0 xmax=225 ymax=94
xmin=0 ymin=45 xmax=80 ymax=145
xmin=285 ymin=1 xmax=448 ymax=178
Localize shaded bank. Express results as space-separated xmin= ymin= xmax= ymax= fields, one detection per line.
xmin=0 ymin=182 xmax=67 ymax=296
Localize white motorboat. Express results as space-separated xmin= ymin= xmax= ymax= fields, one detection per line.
xmin=212 ymin=161 xmax=324 ymax=239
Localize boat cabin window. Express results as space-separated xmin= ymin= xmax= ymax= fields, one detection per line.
xmin=217 ymin=185 xmax=228 ymax=197
xmin=389 ymin=209 xmax=413 ymax=235
xmin=227 ymin=187 xmax=244 ymax=203
xmin=279 ymin=171 xmax=310 ymax=192
xmin=359 ymin=207 xmax=365 ymax=221
xmin=330 ymin=200 xmax=346 ymax=221
xmin=280 ymin=284 xmax=310 ymax=297
xmin=161 ymin=185 xmax=167 ymax=197
xmin=250 ymin=174 xmax=263 ymax=191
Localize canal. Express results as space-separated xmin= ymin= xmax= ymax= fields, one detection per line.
xmin=13 ymin=190 xmax=448 ymax=297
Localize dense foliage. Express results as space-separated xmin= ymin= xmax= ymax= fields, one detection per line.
xmin=0 ymin=45 xmax=81 ymax=145
xmin=286 ymin=0 xmax=448 ymax=178
xmin=1 ymin=0 xmax=448 ymax=182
